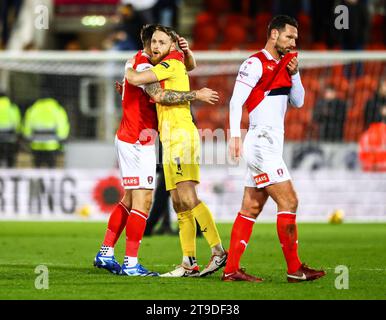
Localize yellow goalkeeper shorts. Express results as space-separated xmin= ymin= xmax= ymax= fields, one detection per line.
xmin=162 ymin=135 xmax=201 ymax=191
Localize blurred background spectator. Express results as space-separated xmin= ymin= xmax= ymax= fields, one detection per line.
xmin=153 ymin=0 xmax=180 ymax=28
xmin=23 ymin=96 xmax=70 ymax=168
xmin=338 ymin=0 xmax=370 ymax=51
xmin=364 ymin=78 xmax=386 ymax=129
xmin=103 ymin=4 xmax=145 ymax=51
xmin=0 ymin=91 xmax=21 ymax=167
xmin=310 ymin=0 xmax=336 ymax=49
xmin=0 ymin=0 xmax=23 ymax=49
xmin=313 ymin=85 xmax=348 ymax=141
xmin=122 ymin=0 xmax=158 ymax=24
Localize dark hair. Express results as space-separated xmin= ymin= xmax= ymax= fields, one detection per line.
xmin=267 ymin=15 xmax=298 ymax=38
xmin=140 ymin=24 xmax=157 ymax=47
xmin=153 ymin=25 xmax=178 ymax=42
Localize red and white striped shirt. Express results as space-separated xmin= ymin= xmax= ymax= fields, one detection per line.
xmin=229 ymin=49 xmax=305 ymax=137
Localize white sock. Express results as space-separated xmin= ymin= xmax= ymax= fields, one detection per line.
xmin=100 ymin=245 xmax=114 ymax=256
xmin=211 ymin=243 xmax=225 ymax=256
xmin=182 ymin=256 xmax=197 ymax=267
xmin=124 ymin=256 xmax=138 ymax=267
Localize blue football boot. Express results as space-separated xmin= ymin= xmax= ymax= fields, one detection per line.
xmin=93 ymin=252 xmax=121 ymax=274
xmin=120 ymin=263 xmax=159 ymax=276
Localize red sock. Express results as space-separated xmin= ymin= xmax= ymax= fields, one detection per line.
xmin=277 ymin=212 xmax=302 ymax=274
xmin=125 ymin=209 xmax=148 ymax=257
xmin=224 ymin=212 xmax=255 ymax=274
xmin=102 ymin=202 xmax=130 ymax=247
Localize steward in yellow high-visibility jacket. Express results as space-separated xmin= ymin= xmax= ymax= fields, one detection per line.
xmin=0 ymin=93 xmax=21 ymax=167
xmin=23 ymin=98 xmax=70 ymax=168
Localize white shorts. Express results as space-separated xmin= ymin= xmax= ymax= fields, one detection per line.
xmin=115 ymin=136 xmax=156 ymax=189
xmin=243 ymin=125 xmax=291 ymax=188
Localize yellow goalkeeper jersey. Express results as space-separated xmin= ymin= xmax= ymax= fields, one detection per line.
xmin=150 ymin=50 xmax=196 ymax=143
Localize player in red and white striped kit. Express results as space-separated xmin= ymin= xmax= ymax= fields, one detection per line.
xmin=223 ymin=15 xmax=326 ymax=282
xmin=94 ymin=24 xmax=218 ymax=276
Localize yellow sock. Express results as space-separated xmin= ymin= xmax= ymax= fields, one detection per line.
xmin=191 ymin=201 xmax=221 ymax=248
xmin=176 ymin=210 xmax=196 ymax=257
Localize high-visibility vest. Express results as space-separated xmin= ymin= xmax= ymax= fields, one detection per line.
xmin=0 ymin=96 xmax=21 ymax=143
xmin=23 ymin=98 xmax=70 ymax=151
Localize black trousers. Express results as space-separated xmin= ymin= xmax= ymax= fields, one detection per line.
xmin=0 ymin=142 xmax=17 ymax=167
xmin=32 ymin=150 xmax=57 ymax=168
xmin=145 ymin=169 xmax=171 ymax=235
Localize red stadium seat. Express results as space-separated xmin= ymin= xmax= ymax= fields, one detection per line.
xmin=224 ymin=14 xmax=251 ymax=29
xmin=253 ymin=12 xmax=272 ymax=43
xmin=217 ymin=24 xmax=247 ymax=49
xmin=191 ymin=42 xmax=211 ymax=51
xmin=302 ymin=90 xmax=316 ymax=111
xmin=302 ymin=76 xmax=320 ymax=93
xmin=324 ymin=77 xmax=350 ymax=100
xmin=296 ymin=11 xmax=311 ymax=48
xmin=192 ymin=24 xmax=219 ymax=49
xmin=363 ymin=61 xmax=385 ymax=78
xmin=353 ymin=76 xmax=378 ymax=93
xmin=244 ymin=42 xmax=264 ymax=51
xmin=310 ymin=42 xmax=328 ymax=51
xmin=369 ymin=14 xmax=384 ymax=44
xmin=331 ymin=64 xmax=344 ymax=78
xmin=205 ymin=0 xmax=231 ymax=14
xmin=195 ymin=11 xmax=217 ymax=26
xmin=365 ymin=43 xmax=386 ymax=50
xmin=285 ymin=122 xmax=306 ymax=141
xmin=255 ymin=12 xmax=272 ymax=30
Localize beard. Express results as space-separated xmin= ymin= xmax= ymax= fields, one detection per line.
xmin=151 ymin=54 xmax=163 ymax=64
xmin=151 ymin=48 xmax=171 ymax=64
xmin=275 ymin=43 xmax=291 ymax=56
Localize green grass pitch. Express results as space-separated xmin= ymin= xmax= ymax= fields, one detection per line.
xmin=0 ymin=222 xmax=385 ymax=300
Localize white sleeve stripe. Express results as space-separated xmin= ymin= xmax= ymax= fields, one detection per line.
xmin=236 ymin=79 xmax=254 ymax=88
xmin=136 ymin=63 xmax=153 ymax=72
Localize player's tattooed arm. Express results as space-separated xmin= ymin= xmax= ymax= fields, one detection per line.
xmin=145 ymin=83 xmax=219 ymax=105
xmin=161 ymin=90 xmax=197 ymax=105
xmin=145 ymin=82 xmax=196 ymax=105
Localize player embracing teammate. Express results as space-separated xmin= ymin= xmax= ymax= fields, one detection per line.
xmin=125 ymin=25 xmax=228 ymax=277
xmin=94 ymin=24 xmax=224 ymax=277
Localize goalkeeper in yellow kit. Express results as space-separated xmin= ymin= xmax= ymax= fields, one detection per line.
xmin=125 ymin=25 xmax=227 ymax=277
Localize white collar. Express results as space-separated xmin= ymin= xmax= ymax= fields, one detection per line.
xmin=141 ymin=50 xmax=151 ymax=59
xmin=262 ymin=49 xmax=280 ymax=63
